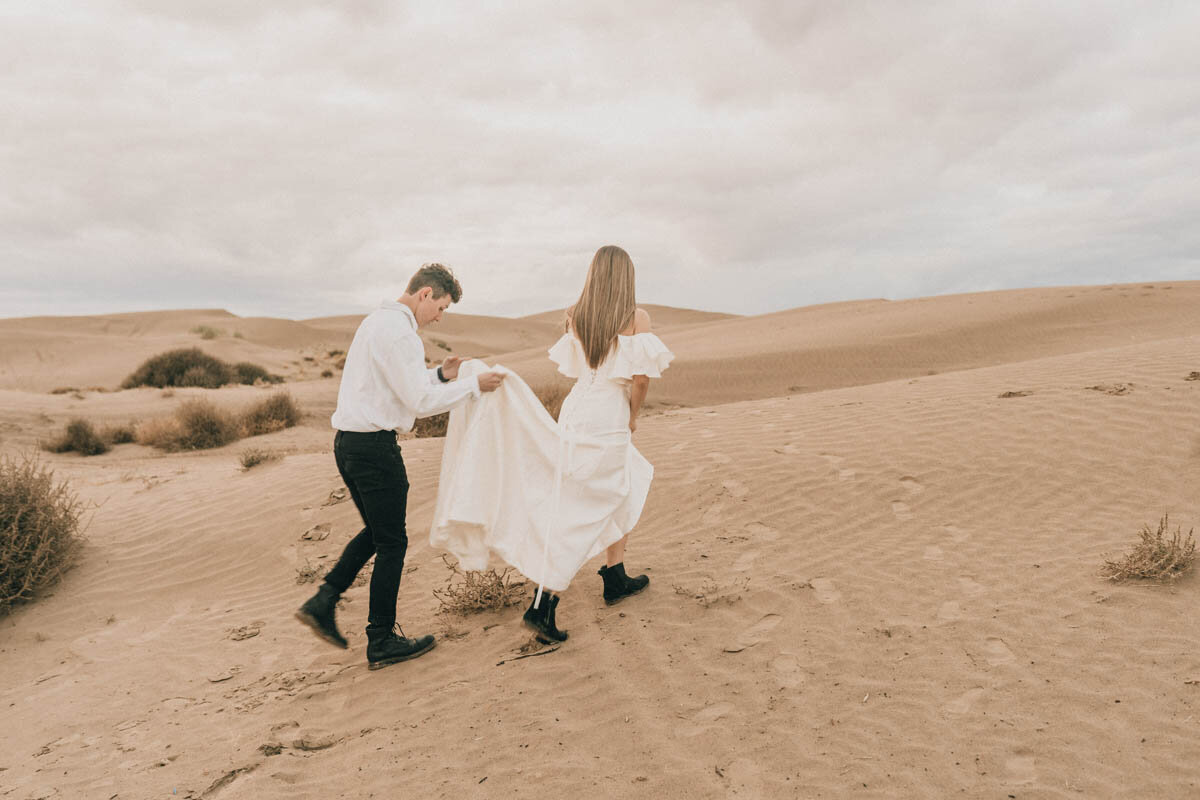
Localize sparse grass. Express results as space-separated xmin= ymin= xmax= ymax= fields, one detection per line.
xmin=0 ymin=455 xmax=85 ymax=617
xmin=432 ymin=554 xmax=528 ymax=615
xmin=327 ymin=349 xmax=343 ymax=358
xmin=190 ymin=325 xmax=223 ymax=340
xmin=239 ymin=447 xmax=279 ymax=470
xmin=100 ymin=424 xmax=137 ymax=445
xmin=138 ymin=393 xmax=301 ymax=452
xmin=43 ymin=419 xmax=110 ymax=456
xmin=233 ymin=331 xmax=244 ymax=339
xmin=240 ymin=392 xmax=301 ymax=436
xmin=1101 ymin=515 xmax=1195 ymax=583
xmin=334 ymin=357 xmax=346 ymax=370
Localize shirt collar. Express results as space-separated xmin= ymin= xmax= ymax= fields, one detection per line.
xmin=380 ymin=299 xmax=417 ymax=331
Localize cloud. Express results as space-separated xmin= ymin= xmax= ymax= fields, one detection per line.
xmin=1 ymin=1 xmax=1196 ymax=320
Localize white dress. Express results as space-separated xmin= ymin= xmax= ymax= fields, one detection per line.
xmin=430 ymin=332 xmax=674 ymax=591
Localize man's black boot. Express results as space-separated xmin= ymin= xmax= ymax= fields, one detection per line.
xmin=365 ymin=621 xmax=436 ymax=671
xmin=522 ymin=591 xmax=569 ymax=643
xmin=598 ymin=562 xmax=649 ymax=606
xmin=295 ymin=582 xmax=348 ymax=648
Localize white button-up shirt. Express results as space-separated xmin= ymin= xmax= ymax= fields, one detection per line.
xmin=330 ymin=301 xmax=481 ymax=433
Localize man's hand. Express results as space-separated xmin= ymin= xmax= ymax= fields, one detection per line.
xmin=477 ymin=371 xmax=506 ymax=393
xmin=440 ymin=356 xmax=463 ymax=381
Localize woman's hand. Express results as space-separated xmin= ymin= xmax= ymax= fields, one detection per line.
xmin=629 ymin=416 xmax=638 ymax=433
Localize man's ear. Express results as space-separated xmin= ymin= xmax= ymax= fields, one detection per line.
xmin=418 ymin=286 xmax=432 ymax=302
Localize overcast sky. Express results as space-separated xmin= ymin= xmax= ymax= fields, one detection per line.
xmin=2 ymin=1 xmax=1196 ymax=320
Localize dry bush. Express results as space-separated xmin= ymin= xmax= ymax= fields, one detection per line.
xmin=321 ymin=369 xmax=333 ymax=378
xmin=49 ymin=387 xmax=78 ymax=395
xmin=1101 ymin=515 xmax=1196 ymax=582
xmin=240 ymin=392 xmax=301 ymax=436
xmin=233 ymin=362 xmax=283 ymax=385
xmin=122 ymin=348 xmax=232 ymax=389
xmin=412 ymin=413 xmax=449 ymax=438
xmin=43 ymin=419 xmax=110 ymax=456
xmin=190 ymin=325 xmax=222 ymax=339
xmin=138 ymin=399 xmax=239 ymax=451
xmin=100 ymin=423 xmax=136 ymax=445
xmin=327 ymin=349 xmax=344 ymax=358
xmin=334 ymin=357 xmax=346 ymax=370
xmin=239 ymin=447 xmax=279 ymax=470
xmin=0 ymin=455 xmax=85 ymax=616
xmin=432 ymin=554 xmax=528 ymax=615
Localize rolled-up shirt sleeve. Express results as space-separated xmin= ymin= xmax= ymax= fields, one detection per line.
xmin=381 ymin=337 xmax=479 ymax=417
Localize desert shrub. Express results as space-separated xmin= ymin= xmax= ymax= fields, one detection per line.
xmin=432 ymin=554 xmax=528 ymax=615
xmin=100 ymin=424 xmax=137 ymax=445
xmin=239 ymin=447 xmax=279 ymax=470
xmin=43 ymin=419 xmax=110 ymax=456
xmin=334 ymin=357 xmax=346 ymax=370
xmin=321 ymin=369 xmax=333 ymax=378
xmin=190 ymin=325 xmax=222 ymax=339
xmin=328 ymin=349 xmax=343 ymax=357
xmin=232 ymin=362 xmax=283 ymax=385
xmin=122 ymin=348 xmax=232 ymax=389
xmin=240 ymin=392 xmax=301 ymax=436
xmin=1101 ymin=515 xmax=1196 ymax=582
xmin=0 ymin=455 xmax=85 ymax=616
xmin=138 ymin=399 xmax=239 ymax=451
xmin=49 ymin=387 xmax=78 ymax=395
xmin=232 ymin=331 xmax=244 ymax=339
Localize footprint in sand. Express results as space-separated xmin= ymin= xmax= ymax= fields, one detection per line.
xmin=723 ymin=614 xmax=782 ymax=653
xmin=899 ymin=476 xmax=924 ymax=494
xmin=707 ymin=451 xmax=732 ymax=464
xmin=686 ymin=463 xmax=706 ymax=482
xmin=744 ymin=522 xmax=781 ymax=541
xmin=771 ymin=654 xmax=807 ymax=688
xmin=923 ymin=545 xmax=944 ymax=561
xmin=983 ymin=637 xmax=1016 ymax=665
xmin=1005 ymin=752 xmax=1037 ymax=785
xmin=722 ymin=479 xmax=748 ymax=498
xmin=810 ymin=577 xmax=841 ymax=604
xmin=778 ymin=443 xmax=800 ymax=455
xmin=942 ymin=525 xmax=969 ymax=543
xmin=701 ymin=503 xmax=725 ymax=525
xmin=891 ymin=501 xmax=913 ymax=520
xmin=699 ymin=429 xmax=717 ymax=439
xmin=957 ymin=576 xmax=985 ymax=595
xmin=945 ymin=687 xmax=987 ymax=715
xmin=669 ymin=442 xmax=688 ymax=453
xmin=732 ymin=550 xmax=760 ymax=573
xmin=820 ymin=453 xmax=856 ymax=481
xmin=937 ymin=601 xmax=961 ymax=622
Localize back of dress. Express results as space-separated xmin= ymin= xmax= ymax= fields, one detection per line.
xmin=548 ymin=331 xmax=673 ymax=438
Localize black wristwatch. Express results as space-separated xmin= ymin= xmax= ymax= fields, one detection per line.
xmin=436 ymin=366 xmax=449 ymax=383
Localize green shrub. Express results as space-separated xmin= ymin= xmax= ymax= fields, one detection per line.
xmin=241 ymin=392 xmax=301 ymax=436
xmin=190 ymin=325 xmax=222 ymax=340
xmin=122 ymin=348 xmax=233 ymax=389
xmin=0 ymin=455 xmax=85 ymax=616
xmin=43 ymin=419 xmax=110 ymax=456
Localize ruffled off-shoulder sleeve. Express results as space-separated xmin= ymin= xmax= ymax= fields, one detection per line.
xmin=609 ymin=332 xmax=674 ymax=380
xmin=547 ymin=333 xmax=586 ymax=378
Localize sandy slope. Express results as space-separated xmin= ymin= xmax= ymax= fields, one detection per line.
xmin=2 ymin=283 xmax=1200 ymax=799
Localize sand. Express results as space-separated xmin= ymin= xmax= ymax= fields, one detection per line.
xmin=1 ymin=281 xmax=1199 ymax=798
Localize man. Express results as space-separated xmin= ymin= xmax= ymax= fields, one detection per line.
xmin=296 ymin=264 xmax=505 ymax=670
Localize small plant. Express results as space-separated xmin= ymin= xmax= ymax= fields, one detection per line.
xmin=327 ymin=349 xmax=343 ymax=358
xmin=100 ymin=423 xmax=136 ymax=445
xmin=43 ymin=419 xmax=110 ymax=456
xmin=49 ymin=387 xmax=78 ymax=395
xmin=432 ymin=554 xmax=528 ymax=615
xmin=321 ymin=370 xmax=333 ymax=378
xmin=241 ymin=392 xmax=301 ymax=436
xmin=233 ymin=331 xmax=244 ymax=339
xmin=1101 ymin=515 xmax=1195 ymax=582
xmin=232 ymin=362 xmax=283 ymax=385
xmin=138 ymin=400 xmax=239 ymax=451
xmin=0 ymin=455 xmax=85 ymax=616
xmin=239 ymin=447 xmax=279 ymax=470
xmin=190 ymin=325 xmax=223 ymax=340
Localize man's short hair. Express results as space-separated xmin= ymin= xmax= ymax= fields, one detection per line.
xmin=407 ymin=263 xmax=462 ymax=303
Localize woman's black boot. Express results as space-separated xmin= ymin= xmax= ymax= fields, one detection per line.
xmin=598 ymin=562 xmax=649 ymax=606
xmin=522 ymin=591 xmax=569 ymax=643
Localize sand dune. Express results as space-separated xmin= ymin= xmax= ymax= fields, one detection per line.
xmin=2 ymin=283 xmax=1200 ymax=798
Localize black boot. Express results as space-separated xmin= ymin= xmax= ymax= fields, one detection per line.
xmin=598 ymin=562 xmax=649 ymax=606
xmin=522 ymin=591 xmax=569 ymax=643
xmin=295 ymin=582 xmax=348 ymax=648
xmin=365 ymin=620 xmax=436 ymax=671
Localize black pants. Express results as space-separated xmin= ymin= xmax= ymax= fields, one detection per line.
xmin=323 ymin=430 xmax=410 ymax=629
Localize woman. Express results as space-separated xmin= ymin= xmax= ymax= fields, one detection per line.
xmin=430 ymin=245 xmax=673 ymax=642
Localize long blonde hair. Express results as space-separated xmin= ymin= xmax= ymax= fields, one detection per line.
xmin=568 ymin=245 xmax=637 ymax=369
